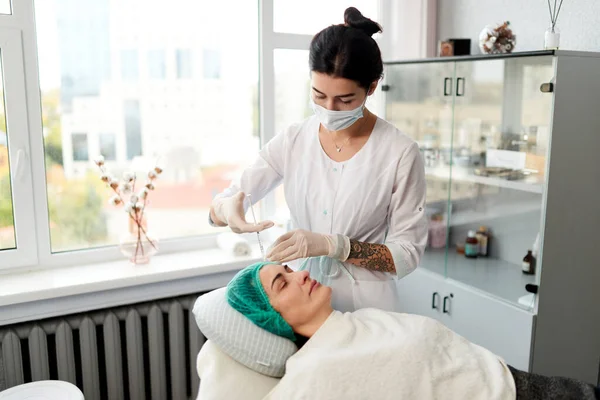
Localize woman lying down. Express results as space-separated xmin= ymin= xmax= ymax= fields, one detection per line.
xmin=226 ymin=261 xmax=600 ymax=400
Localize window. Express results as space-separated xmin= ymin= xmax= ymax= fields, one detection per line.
xmin=0 ymin=0 xmax=11 ymax=15
xmin=71 ymin=133 xmax=89 ymax=161
xmin=124 ymin=100 xmax=142 ymax=160
xmin=0 ymin=71 xmax=14 ymax=251
xmin=273 ymin=0 xmax=379 ymax=35
xmin=147 ymin=50 xmax=166 ymax=80
xmin=202 ymin=49 xmax=221 ymax=80
xmin=99 ymin=133 xmax=116 ymax=161
xmin=34 ymin=0 xmax=260 ymax=254
xmin=121 ymin=49 xmax=139 ymax=81
xmin=52 ymin=0 xmax=111 ymax=112
xmin=274 ymin=49 xmax=311 ymax=133
xmin=176 ymin=49 xmax=193 ymax=79
xmin=272 ymin=49 xmax=311 ymax=223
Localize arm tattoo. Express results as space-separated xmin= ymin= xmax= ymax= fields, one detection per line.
xmin=346 ymin=239 xmax=396 ymax=273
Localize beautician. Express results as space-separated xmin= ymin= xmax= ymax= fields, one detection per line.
xmin=209 ymin=7 xmax=427 ymax=312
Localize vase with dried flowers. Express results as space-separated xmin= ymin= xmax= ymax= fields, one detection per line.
xmin=94 ymin=156 xmax=162 ymax=264
xmin=478 ymin=21 xmax=516 ymax=54
xmin=545 ymin=0 xmax=565 ymax=49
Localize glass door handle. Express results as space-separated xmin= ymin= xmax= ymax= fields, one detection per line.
xmin=432 ymin=292 xmax=440 ymax=309
xmin=525 ymin=284 xmax=539 ymax=294
xmin=443 ymin=293 xmax=454 ymax=313
xmin=443 ymin=77 xmax=452 ymax=96
xmin=540 ymin=82 xmax=554 ymax=93
xmin=456 ymin=77 xmax=465 ymax=96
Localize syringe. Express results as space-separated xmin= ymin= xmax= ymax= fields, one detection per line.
xmin=246 ymin=194 xmax=266 ymax=261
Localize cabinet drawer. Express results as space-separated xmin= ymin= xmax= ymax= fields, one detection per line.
xmin=444 ymin=279 xmax=534 ymax=371
xmin=396 ymin=268 xmax=447 ymax=322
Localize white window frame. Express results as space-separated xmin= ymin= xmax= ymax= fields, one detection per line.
xmin=258 ymin=0 xmax=314 ymax=218
xmin=0 ymin=26 xmax=37 ymax=268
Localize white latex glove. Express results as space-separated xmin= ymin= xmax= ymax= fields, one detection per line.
xmin=212 ymin=192 xmax=274 ymax=234
xmin=266 ymin=229 xmax=350 ymax=263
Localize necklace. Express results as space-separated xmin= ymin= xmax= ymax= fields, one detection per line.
xmin=331 ymin=134 xmax=351 ymax=152
xmin=329 ymin=112 xmax=370 ymax=152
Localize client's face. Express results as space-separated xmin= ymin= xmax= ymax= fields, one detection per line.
xmin=259 ymin=264 xmax=332 ymax=327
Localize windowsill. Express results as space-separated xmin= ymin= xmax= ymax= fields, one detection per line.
xmin=0 ymin=246 xmax=262 ymax=326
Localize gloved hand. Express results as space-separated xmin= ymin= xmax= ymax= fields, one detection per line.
xmin=267 ymin=229 xmax=350 ymax=263
xmin=211 ymin=192 xmax=274 ymax=234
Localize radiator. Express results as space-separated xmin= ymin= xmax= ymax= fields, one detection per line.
xmin=0 ymin=293 xmax=206 ymax=400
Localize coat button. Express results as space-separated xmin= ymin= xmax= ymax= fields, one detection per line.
xmin=333 ymin=168 xmax=338 ymax=172
xmin=323 ymin=210 xmax=328 ymax=215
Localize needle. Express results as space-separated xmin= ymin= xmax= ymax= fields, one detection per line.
xmin=246 ymin=194 xmax=266 ymax=261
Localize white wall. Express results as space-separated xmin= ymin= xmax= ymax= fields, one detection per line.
xmin=437 ymin=0 xmax=600 ymax=54
xmin=380 ymin=0 xmax=438 ymax=61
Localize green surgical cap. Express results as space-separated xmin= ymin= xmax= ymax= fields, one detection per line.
xmin=226 ymin=261 xmax=296 ymax=342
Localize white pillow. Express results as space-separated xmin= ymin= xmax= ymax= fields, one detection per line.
xmin=196 ymin=340 xmax=280 ymax=400
xmin=192 ymin=287 xmax=297 ymax=377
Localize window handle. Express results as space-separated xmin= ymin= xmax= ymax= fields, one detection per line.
xmin=15 ymin=149 xmax=28 ymax=182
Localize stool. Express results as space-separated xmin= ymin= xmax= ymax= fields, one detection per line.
xmin=0 ymin=380 xmax=84 ymax=399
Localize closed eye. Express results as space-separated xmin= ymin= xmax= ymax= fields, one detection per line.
xmin=277 ymin=265 xmax=293 ymax=291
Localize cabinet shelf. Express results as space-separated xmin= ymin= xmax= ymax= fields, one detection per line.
xmin=448 ymin=198 xmax=541 ymax=226
xmin=420 ymin=248 xmax=537 ymax=310
xmin=425 ymin=166 xmax=544 ymax=194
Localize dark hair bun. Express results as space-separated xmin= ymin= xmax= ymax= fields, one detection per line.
xmin=343 ymin=7 xmax=382 ymax=37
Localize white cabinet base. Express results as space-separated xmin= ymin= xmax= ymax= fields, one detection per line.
xmin=444 ymin=279 xmax=534 ymax=371
xmin=397 ymin=268 xmax=534 ymax=371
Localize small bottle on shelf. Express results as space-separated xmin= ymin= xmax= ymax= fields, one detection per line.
xmin=429 ymin=214 xmax=447 ymax=249
xmin=475 ymin=226 xmax=490 ymax=257
xmin=465 ymin=230 xmax=479 ymax=258
xmin=522 ymin=250 xmax=536 ymax=275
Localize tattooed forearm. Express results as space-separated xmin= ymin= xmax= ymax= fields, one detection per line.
xmin=346 ymin=239 xmax=396 ymax=273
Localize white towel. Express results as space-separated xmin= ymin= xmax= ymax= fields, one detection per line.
xmin=264 ymin=309 xmax=516 ymax=400
xmin=216 ymin=232 xmax=251 ymax=257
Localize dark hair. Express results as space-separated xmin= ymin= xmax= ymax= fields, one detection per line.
xmin=309 ymin=7 xmax=383 ymax=90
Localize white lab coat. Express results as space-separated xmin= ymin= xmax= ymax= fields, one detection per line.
xmin=216 ymin=115 xmax=428 ymax=312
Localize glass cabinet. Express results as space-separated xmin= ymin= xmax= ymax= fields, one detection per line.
xmin=383 ymin=52 xmax=555 ymax=311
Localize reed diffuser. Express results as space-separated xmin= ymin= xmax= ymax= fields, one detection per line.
xmin=545 ymin=0 xmax=565 ymax=49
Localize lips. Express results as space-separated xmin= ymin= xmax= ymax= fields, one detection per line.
xmin=309 ymin=280 xmax=319 ymax=294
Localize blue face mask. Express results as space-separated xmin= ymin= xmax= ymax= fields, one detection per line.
xmin=311 ymin=97 xmax=367 ymax=131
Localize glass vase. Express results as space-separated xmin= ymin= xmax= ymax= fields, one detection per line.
xmin=119 ymin=213 xmax=159 ymax=264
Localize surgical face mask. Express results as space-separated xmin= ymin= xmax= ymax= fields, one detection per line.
xmin=311 ymin=97 xmax=367 ymax=131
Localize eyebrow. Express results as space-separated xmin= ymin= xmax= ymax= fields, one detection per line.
xmin=312 ymin=87 xmax=355 ymax=99
xmin=271 ymin=273 xmax=284 ymax=290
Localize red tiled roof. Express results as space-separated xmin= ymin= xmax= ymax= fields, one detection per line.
xmin=103 ymin=164 xmax=239 ymax=210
